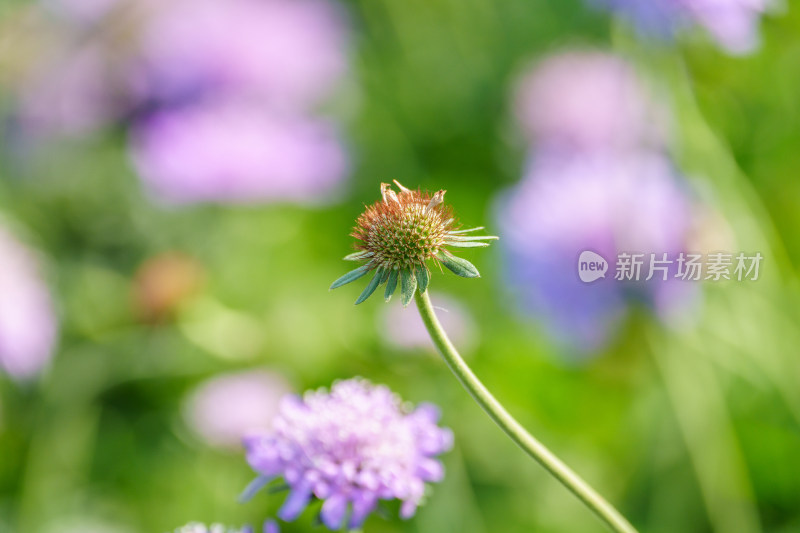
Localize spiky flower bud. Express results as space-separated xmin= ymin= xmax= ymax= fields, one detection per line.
xmin=330 ymin=181 xmax=497 ymax=305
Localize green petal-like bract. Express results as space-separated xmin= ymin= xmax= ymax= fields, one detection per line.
xmin=355 ymin=268 xmax=384 ymax=304
xmin=330 ymin=264 xmax=372 ymax=289
xmin=384 ymin=269 xmax=399 ymax=301
xmin=437 ymin=251 xmax=480 ymax=278
xmin=401 ymin=268 xmax=417 ymax=306
xmin=415 ymin=266 xmax=429 ymax=294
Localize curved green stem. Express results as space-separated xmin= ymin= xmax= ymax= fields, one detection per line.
xmin=415 ymin=290 xmax=638 ymax=533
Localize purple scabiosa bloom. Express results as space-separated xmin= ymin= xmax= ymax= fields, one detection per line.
xmin=129 ymin=101 xmax=348 ymax=204
xmin=243 ymin=378 xmax=453 ymax=530
xmin=381 ymin=293 xmax=477 ymax=354
xmin=513 ymin=51 xmax=667 ymax=154
xmin=590 ymin=0 xmax=770 ymax=54
xmin=134 ymin=0 xmax=348 ymax=110
xmin=183 ymin=370 xmax=292 ymax=449
xmin=497 ymin=151 xmax=693 ymax=352
xmin=0 ymin=225 xmax=58 ymax=380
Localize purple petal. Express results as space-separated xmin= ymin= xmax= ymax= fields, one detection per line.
xmin=320 ymin=493 xmax=348 ymax=529
xmin=278 ymin=485 xmax=312 ymax=521
xmin=400 ymin=499 xmax=418 ymax=520
xmin=238 ymin=475 xmax=274 ymax=503
xmin=263 ymin=520 xmax=280 ymax=533
xmin=348 ymin=492 xmax=378 ymax=529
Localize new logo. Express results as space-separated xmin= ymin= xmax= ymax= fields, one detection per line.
xmin=578 ymin=251 xmax=608 ymax=283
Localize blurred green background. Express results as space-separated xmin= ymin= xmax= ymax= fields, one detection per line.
xmin=0 ymin=0 xmax=799 ymax=532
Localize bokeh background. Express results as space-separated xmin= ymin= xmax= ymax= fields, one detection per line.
xmin=0 ymin=0 xmax=799 ymax=532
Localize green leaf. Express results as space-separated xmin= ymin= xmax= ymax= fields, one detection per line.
xmin=437 ymin=251 xmax=480 ymax=278
xmin=415 ymin=266 xmax=429 ymax=294
xmin=445 ymin=241 xmax=491 ymax=248
xmin=330 ymin=265 xmax=372 ymax=289
xmin=384 ymin=269 xmax=399 ymax=301
xmin=400 ymin=268 xmax=417 ymax=306
xmin=355 ymin=268 xmax=384 ymax=305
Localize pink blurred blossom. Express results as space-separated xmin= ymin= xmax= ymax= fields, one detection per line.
xmin=0 ymin=226 xmax=58 ymax=380
xmin=514 ymin=51 xmax=667 ymax=153
xmin=184 ymin=370 xmax=292 ymax=448
xmin=135 ymin=0 xmax=348 ymax=109
xmin=130 ymin=101 xmax=348 ymax=204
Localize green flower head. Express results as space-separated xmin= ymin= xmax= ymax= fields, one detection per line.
xmin=330 ymin=181 xmax=498 ymax=306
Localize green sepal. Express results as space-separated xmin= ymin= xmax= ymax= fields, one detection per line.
xmin=343 ymin=251 xmax=372 ymax=261
xmin=437 ymin=251 xmax=480 ymax=278
xmin=330 ymin=264 xmax=372 ymax=289
xmin=415 ymin=266 xmax=429 ymax=294
xmin=355 ymin=268 xmax=384 ymax=305
xmin=448 ymin=226 xmax=485 ymax=234
xmin=400 ymin=268 xmax=417 ymax=306
xmin=445 ymin=241 xmax=491 ymax=248
xmin=384 ymin=269 xmax=399 ymax=301
xmin=445 ymin=235 xmax=498 ymax=241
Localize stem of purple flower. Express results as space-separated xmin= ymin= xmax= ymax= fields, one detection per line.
xmin=414 ymin=290 xmax=638 ymax=533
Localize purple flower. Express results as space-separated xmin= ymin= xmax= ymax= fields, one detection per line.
xmin=497 ymin=151 xmax=694 ymax=351
xmin=134 ymin=0 xmax=348 ymax=110
xmin=0 ymin=225 xmax=58 ymax=380
xmin=183 ymin=370 xmax=292 ymax=449
xmin=590 ymin=0 xmax=769 ymax=54
xmin=129 ymin=101 xmax=348 ymax=204
xmin=243 ymin=378 xmax=453 ymax=530
xmin=513 ymin=51 xmax=667 ymax=154
xmin=15 ymin=0 xmax=353 ymax=205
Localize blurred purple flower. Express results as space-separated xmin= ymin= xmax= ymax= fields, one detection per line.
xmin=134 ymin=0 xmax=348 ymax=110
xmin=184 ymin=369 xmax=292 ymax=449
xmin=0 ymin=226 xmax=58 ymax=380
xmin=44 ymin=0 xmax=121 ymax=24
xmin=129 ymin=101 xmax=348 ymax=204
xmin=497 ymin=151 xmax=693 ymax=352
xmin=16 ymin=43 xmax=123 ymax=138
xmin=244 ymin=378 xmax=452 ymax=530
xmin=590 ymin=0 xmax=769 ymax=54
xmin=15 ymin=0 xmax=352 ymax=204
xmin=513 ymin=51 xmax=667 ymax=154
xmin=381 ymin=293 xmax=477 ymax=354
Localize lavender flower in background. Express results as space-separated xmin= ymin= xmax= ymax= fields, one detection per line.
xmin=11 ymin=0 xmax=353 ymax=204
xmin=183 ymin=370 xmax=292 ymax=449
xmin=129 ymin=0 xmax=351 ymax=204
xmin=497 ymin=151 xmax=693 ymax=351
xmin=0 ymin=225 xmax=58 ymax=380
xmin=134 ymin=0 xmax=348 ymax=110
xmin=382 ymin=293 xmax=477 ymax=354
xmin=513 ymin=51 xmax=667 ymax=154
xmin=243 ymin=378 xmax=452 ymax=530
xmin=130 ymin=102 xmax=348 ymax=204
xmin=590 ymin=0 xmax=770 ymax=54
xmin=499 ymin=51 xmax=695 ymax=352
